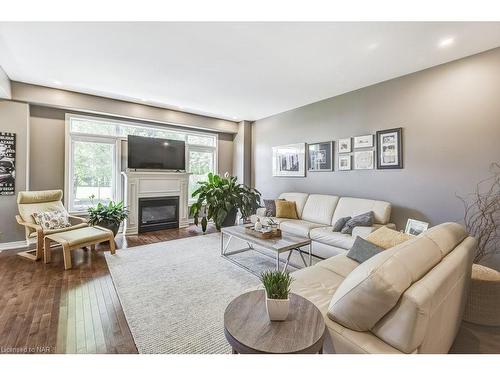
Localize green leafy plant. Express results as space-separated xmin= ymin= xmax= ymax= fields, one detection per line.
xmin=88 ymin=198 xmax=129 ymax=226
xmin=190 ymin=172 xmax=261 ymax=231
xmin=260 ymin=270 xmax=294 ymax=300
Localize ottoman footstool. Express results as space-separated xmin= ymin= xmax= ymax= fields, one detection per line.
xmin=44 ymin=226 xmax=116 ymax=269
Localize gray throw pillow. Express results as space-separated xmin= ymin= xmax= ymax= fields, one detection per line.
xmin=340 ymin=211 xmax=374 ymax=234
xmin=346 ymin=236 xmax=384 ymax=263
xmin=263 ymin=199 xmax=284 ymax=217
xmin=332 ymin=216 xmax=351 ymax=232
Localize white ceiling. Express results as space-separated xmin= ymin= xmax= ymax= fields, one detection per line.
xmin=1 ymin=22 xmax=500 ymax=121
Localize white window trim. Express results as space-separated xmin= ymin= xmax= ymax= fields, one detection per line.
xmin=64 ymin=113 xmax=218 ymax=214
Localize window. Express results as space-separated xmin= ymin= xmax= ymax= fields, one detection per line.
xmin=66 ymin=114 xmax=217 ymax=212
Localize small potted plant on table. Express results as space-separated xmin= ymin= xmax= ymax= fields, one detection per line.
xmin=88 ymin=197 xmax=128 ymax=237
xmin=260 ymin=270 xmax=294 ymax=321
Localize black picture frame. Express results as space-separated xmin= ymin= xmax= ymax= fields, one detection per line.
xmin=376 ymin=127 xmax=403 ymax=169
xmin=308 ymin=141 xmax=333 ymax=172
xmin=0 ymin=132 xmax=16 ymax=196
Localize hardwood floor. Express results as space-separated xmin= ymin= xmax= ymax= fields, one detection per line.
xmin=0 ymin=224 xmax=216 ymax=354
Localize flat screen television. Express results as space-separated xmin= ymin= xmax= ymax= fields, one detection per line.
xmin=127 ymin=135 xmax=186 ymax=170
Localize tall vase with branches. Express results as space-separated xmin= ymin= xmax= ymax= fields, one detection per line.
xmin=457 ymin=162 xmax=500 ymax=263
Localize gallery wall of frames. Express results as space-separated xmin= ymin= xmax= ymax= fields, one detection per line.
xmin=272 ymin=127 xmax=402 ymax=177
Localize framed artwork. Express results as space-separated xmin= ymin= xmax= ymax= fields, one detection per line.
xmin=354 ymin=150 xmax=374 ymax=170
xmin=338 ymin=138 xmax=351 ymax=153
xmin=0 ymin=132 xmax=16 ymax=196
xmin=272 ymin=143 xmax=306 ymax=177
xmin=338 ymin=154 xmax=351 ymax=171
xmin=353 ymin=134 xmax=374 ymax=149
xmin=405 ymin=219 xmax=429 ymax=236
xmin=308 ymin=141 xmax=333 ymax=172
xmin=376 ymin=127 xmax=403 ymax=169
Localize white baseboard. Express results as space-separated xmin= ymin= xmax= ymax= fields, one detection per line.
xmin=0 ymin=240 xmax=29 ymax=251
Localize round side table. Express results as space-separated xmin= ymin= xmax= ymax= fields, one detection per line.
xmin=224 ymin=290 xmax=325 ymax=354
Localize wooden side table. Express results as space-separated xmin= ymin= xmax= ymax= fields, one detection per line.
xmin=224 ymin=290 xmax=325 ymax=354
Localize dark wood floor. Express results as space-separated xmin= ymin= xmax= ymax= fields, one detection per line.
xmin=0 ymin=224 xmax=216 ymax=354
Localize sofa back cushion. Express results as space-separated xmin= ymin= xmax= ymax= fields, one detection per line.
xmin=331 ymin=197 xmax=391 ymax=225
xmin=301 ymin=194 xmax=340 ymax=225
xmin=278 ymin=193 xmax=309 ymax=218
xmin=326 ymin=223 xmax=467 ymax=332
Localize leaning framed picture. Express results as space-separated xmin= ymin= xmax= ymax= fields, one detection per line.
xmin=272 ymin=143 xmax=306 ymax=177
xmin=354 ymin=150 xmax=374 ymax=170
xmin=338 ymin=154 xmax=351 ymax=171
xmin=405 ymin=219 xmax=429 ymax=236
xmin=338 ymin=138 xmax=351 ymax=153
xmin=308 ymin=141 xmax=333 ymax=172
xmin=376 ymin=127 xmax=403 ymax=169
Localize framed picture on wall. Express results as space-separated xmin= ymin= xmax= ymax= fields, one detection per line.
xmin=354 ymin=150 xmax=374 ymax=170
xmin=376 ymin=127 xmax=403 ymax=169
xmin=338 ymin=154 xmax=351 ymax=171
xmin=353 ymin=134 xmax=374 ymax=149
xmin=0 ymin=132 xmax=16 ymax=196
xmin=405 ymin=219 xmax=429 ymax=236
xmin=308 ymin=141 xmax=333 ymax=172
xmin=272 ymin=143 xmax=306 ymax=177
xmin=338 ymin=138 xmax=351 ymax=153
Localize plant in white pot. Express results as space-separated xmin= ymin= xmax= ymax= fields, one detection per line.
xmin=259 ymin=270 xmax=294 ymax=321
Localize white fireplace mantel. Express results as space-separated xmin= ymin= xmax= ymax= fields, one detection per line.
xmin=121 ymin=169 xmax=191 ymax=235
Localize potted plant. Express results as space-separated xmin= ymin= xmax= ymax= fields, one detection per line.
xmin=190 ymin=172 xmax=261 ymax=232
xmin=457 ymin=162 xmax=500 ymax=326
xmin=259 ymin=270 xmax=294 ymax=321
xmin=88 ymin=197 xmax=129 ymax=237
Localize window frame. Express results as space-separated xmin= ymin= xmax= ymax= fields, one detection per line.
xmin=65 ymin=113 xmax=218 ymax=214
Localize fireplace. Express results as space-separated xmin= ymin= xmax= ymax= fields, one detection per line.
xmin=138 ymin=196 xmax=179 ymax=233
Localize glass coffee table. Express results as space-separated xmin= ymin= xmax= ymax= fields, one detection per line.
xmin=220 ymin=225 xmax=312 ymax=276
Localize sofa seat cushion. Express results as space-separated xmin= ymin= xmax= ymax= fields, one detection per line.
xmin=327 ymin=222 xmax=468 ymax=332
xmin=310 ymin=227 xmax=356 ymax=250
xmin=279 ymin=219 xmax=327 ymax=237
xmin=291 ymin=255 xmax=359 ymax=314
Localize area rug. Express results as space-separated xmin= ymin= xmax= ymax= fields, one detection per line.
xmin=105 ymin=232 xmax=306 ymax=354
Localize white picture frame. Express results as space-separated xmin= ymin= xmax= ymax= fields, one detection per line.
xmin=353 ymin=134 xmax=374 ymax=149
xmin=272 ymin=143 xmax=306 ymax=177
xmin=405 ymin=219 xmax=429 ymax=236
xmin=338 ymin=138 xmax=351 ymax=153
xmin=338 ymin=154 xmax=351 ymax=171
xmin=354 ymin=150 xmax=374 ymax=170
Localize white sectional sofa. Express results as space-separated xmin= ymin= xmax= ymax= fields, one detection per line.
xmin=251 ymin=192 xmax=395 ymax=258
xmin=289 ymin=222 xmax=475 ymax=353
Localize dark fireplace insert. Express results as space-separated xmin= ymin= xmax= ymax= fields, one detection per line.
xmin=138 ymin=196 xmax=179 ymax=233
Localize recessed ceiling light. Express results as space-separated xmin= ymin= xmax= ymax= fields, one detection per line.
xmin=439 ymin=37 xmax=455 ymax=48
xmin=53 ymin=80 xmax=62 ymax=85
xmin=368 ymin=43 xmax=379 ymax=50
xmin=141 ymin=98 xmax=148 ymax=102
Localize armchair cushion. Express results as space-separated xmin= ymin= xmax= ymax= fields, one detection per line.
xmin=33 ymin=210 xmax=72 ymax=230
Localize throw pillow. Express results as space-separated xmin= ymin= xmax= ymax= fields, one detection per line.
xmin=366 ymin=226 xmax=413 ymax=249
xmin=33 ymin=210 xmax=71 ymax=230
xmin=263 ymin=198 xmax=284 ymax=217
xmin=346 ymin=236 xmax=385 ymax=263
xmin=275 ymin=200 xmax=299 ymax=219
xmin=332 ymin=216 xmax=351 ymax=232
xmin=340 ymin=211 xmax=374 ymax=234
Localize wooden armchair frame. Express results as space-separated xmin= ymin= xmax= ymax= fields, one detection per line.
xmin=16 ymin=214 xmax=87 ymax=261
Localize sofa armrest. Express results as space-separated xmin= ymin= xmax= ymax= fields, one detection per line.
xmin=352 ymin=223 xmax=397 ymax=238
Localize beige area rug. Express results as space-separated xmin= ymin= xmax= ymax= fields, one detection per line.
xmin=105 ymin=232 xmax=309 ymax=354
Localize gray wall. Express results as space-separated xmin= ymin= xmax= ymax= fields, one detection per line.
xmin=0 ymin=100 xmax=29 ymax=242
xmin=252 ymin=48 xmax=500 ymax=232
xmin=29 ymin=105 xmax=234 ymax=191
xmin=233 ymin=121 xmax=252 ymax=185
